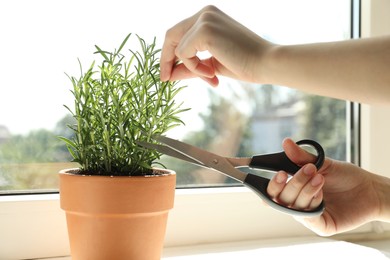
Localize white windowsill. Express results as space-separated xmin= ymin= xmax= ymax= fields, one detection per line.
xmin=38 ymin=237 xmax=390 ymax=260
xmin=2 ymin=186 xmax=390 ymax=260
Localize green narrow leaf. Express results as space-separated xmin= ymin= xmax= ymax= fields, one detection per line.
xmin=94 ymin=45 xmax=110 ymax=61
xmin=117 ymin=33 xmax=132 ymax=53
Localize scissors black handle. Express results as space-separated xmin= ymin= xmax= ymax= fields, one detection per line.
xmin=244 ymin=174 xmax=325 ymax=216
xmin=249 ymin=139 xmax=325 ymax=174
xmin=244 ymin=139 xmax=325 ymax=217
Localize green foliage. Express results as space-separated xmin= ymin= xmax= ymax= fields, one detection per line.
xmin=0 ymin=129 xmax=67 ymax=163
xmin=60 ymin=34 xmax=188 ymax=176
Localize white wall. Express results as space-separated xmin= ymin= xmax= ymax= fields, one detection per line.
xmin=360 ymin=0 xmax=390 ymax=235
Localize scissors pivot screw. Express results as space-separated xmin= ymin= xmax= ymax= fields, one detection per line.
xmin=213 ymin=159 xmax=219 ymax=164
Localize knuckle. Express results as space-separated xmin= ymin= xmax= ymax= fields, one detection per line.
xmin=278 ymin=193 xmax=294 ymax=206
xmin=266 ymin=183 xmax=279 ymax=198
xmin=201 ymin=5 xmax=220 ymax=14
xmin=164 ymin=28 xmax=176 ymax=41
xmin=288 ymin=180 xmax=304 ymax=193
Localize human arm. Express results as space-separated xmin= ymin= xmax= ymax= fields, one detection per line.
xmin=267 ymin=138 xmax=390 ymax=236
xmin=161 ymin=5 xmax=390 ymax=105
xmin=263 ymin=37 xmax=390 ymax=105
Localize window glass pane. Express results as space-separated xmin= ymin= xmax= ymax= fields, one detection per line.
xmin=0 ymin=0 xmax=351 ymax=193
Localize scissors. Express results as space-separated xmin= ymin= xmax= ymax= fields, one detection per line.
xmin=137 ymin=135 xmax=325 ymax=217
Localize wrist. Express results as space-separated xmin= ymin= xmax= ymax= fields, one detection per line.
xmin=373 ymin=173 xmax=390 ymax=222
xmin=259 ymin=44 xmax=300 ymax=87
xmin=257 ymin=43 xmax=281 ymax=84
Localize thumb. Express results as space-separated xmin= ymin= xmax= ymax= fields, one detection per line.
xmin=282 ymin=138 xmax=318 ymax=166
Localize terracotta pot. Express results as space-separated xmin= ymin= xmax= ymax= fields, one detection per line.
xmin=59 ymin=168 xmax=176 ymax=260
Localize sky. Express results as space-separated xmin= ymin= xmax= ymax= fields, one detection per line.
xmin=0 ymin=0 xmax=349 ymax=135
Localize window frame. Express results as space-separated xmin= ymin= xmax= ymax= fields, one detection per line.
xmin=3 ymin=0 xmax=390 ymax=259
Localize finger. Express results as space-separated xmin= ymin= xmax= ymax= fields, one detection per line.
xmin=161 ymin=24 xmax=187 ymax=81
xmin=161 ymin=8 xmax=206 ymax=81
xmin=278 ymin=163 xmax=316 ymax=206
xmin=170 ymin=58 xmax=216 ymax=80
xmin=267 ymin=171 xmax=288 ymax=199
xmin=292 ymin=173 xmax=324 ymax=210
xmin=175 ymin=24 xmax=216 ymax=79
xmin=160 ymin=39 xmax=178 ymax=82
xmin=282 ymin=138 xmax=318 ymax=166
xmin=161 ymin=6 xmax=220 ymax=81
xmin=200 ymin=75 xmax=219 ymax=87
xmin=170 ymin=63 xmax=198 ymax=80
xmin=170 ymin=59 xmax=220 ymax=86
xmin=309 ymin=189 xmax=323 ymax=210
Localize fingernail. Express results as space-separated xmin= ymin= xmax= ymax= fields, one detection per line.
xmin=311 ymin=174 xmax=323 ymax=187
xmin=276 ymin=172 xmax=285 ymax=184
xmin=160 ymin=68 xmax=169 ymax=82
xmin=304 ymin=164 xmax=315 ymax=175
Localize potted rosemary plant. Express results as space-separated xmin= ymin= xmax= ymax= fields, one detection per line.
xmin=58 ymin=33 xmax=187 ymax=260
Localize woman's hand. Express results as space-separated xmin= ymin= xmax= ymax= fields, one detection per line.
xmin=162 ymin=6 xmax=390 ymax=105
xmin=160 ymin=5 xmax=273 ymax=86
xmin=267 ymin=138 xmax=384 ymax=236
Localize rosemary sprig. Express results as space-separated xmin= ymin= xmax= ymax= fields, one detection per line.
xmin=60 ymin=34 xmax=188 ymax=176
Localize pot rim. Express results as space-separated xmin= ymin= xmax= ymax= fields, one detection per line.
xmin=59 ymin=167 xmax=176 ymax=177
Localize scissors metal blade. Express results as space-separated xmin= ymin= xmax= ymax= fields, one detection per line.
xmin=224 ymin=157 xmax=252 ymax=167
xmin=147 ymin=136 xmax=325 ymax=217
xmin=154 ymin=135 xmax=247 ymax=182
xmin=136 ymin=140 xmax=202 ymax=165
